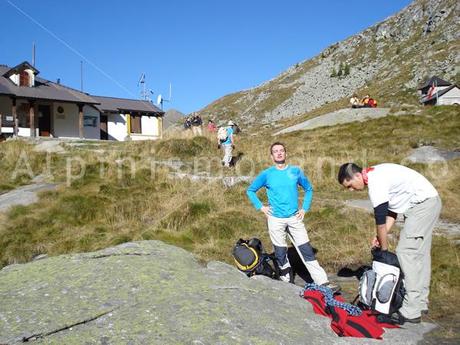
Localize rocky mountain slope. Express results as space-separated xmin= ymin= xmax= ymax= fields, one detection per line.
xmin=198 ymin=0 xmax=459 ymax=126
xmin=163 ymin=108 xmax=185 ymax=129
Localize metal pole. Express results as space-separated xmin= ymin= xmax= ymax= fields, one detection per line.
xmin=32 ymin=42 xmax=36 ymax=67
xmin=80 ymin=61 xmax=83 ymax=92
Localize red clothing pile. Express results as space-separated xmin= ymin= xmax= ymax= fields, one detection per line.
xmin=302 ymin=290 xmax=399 ymax=339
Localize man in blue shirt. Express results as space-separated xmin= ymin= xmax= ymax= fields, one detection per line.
xmin=247 ymin=142 xmax=338 ymax=291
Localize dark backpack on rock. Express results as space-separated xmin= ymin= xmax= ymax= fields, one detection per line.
xmin=232 ymin=238 xmax=280 ymax=280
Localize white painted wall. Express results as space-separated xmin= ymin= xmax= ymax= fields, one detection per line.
xmin=52 ymin=103 xmax=101 ymax=139
xmin=107 ymin=113 xmax=128 ymax=141
xmin=141 ymin=116 xmax=160 ymax=136
xmin=131 ymin=134 xmax=159 ymax=141
xmin=8 ymin=74 xmax=19 ymax=86
xmin=107 ymin=114 xmax=162 ymax=141
xmin=438 ymin=87 xmax=460 ymax=105
xmin=25 ymin=69 xmax=35 ymax=87
xmin=53 ymin=102 xmax=79 ymax=138
xmin=435 ymin=86 xmax=450 ymax=93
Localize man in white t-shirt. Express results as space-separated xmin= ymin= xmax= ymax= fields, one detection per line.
xmin=338 ymin=162 xmax=441 ymax=324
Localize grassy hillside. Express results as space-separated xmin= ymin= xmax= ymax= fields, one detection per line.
xmin=0 ymin=105 xmax=459 ymax=337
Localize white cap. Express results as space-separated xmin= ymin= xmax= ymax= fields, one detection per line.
xmin=227 ymin=120 xmax=235 ymax=126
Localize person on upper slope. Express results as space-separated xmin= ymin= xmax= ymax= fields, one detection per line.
xmin=218 ymin=120 xmax=236 ymax=168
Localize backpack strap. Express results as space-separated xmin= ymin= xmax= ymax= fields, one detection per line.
xmin=302 ymin=283 xmax=362 ymax=316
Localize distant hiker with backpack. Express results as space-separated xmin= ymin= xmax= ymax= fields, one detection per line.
xmin=337 ymin=163 xmax=441 ymax=324
xmin=183 ymin=116 xmax=192 ymax=130
xmin=191 ymin=114 xmax=203 ymax=136
xmin=207 ymin=119 xmax=217 ymax=132
xmin=246 ymin=142 xmax=340 ymax=292
xmin=217 ymin=120 xmax=235 ymax=168
xmin=367 ymin=98 xmax=377 ymax=108
xmin=349 ymin=94 xmax=361 ymax=108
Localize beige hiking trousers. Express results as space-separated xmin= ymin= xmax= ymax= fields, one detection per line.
xmin=396 ymin=196 xmax=441 ymax=319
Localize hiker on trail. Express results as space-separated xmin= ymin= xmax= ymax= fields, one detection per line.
xmin=183 ymin=116 xmax=192 ymax=130
xmin=217 ymin=120 xmax=235 ymax=168
xmin=232 ymin=121 xmax=241 ymax=134
xmin=349 ymin=94 xmax=361 ymax=108
xmin=361 ymin=95 xmax=370 ymax=107
xmin=246 ymin=142 xmax=340 ymax=292
xmin=207 ymin=119 xmax=217 ymax=132
xmin=337 ymin=163 xmax=441 ymax=324
xmin=191 ymin=114 xmax=203 ymax=136
xmin=367 ymin=98 xmax=377 ymax=108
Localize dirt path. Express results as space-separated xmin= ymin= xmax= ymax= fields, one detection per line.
xmin=345 ymin=199 xmax=460 ymax=242
xmin=274 ymin=107 xmax=391 ymax=135
xmin=0 ymin=182 xmax=57 ymax=213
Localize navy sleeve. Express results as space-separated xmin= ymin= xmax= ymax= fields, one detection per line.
xmin=374 ymin=202 xmax=389 ymax=225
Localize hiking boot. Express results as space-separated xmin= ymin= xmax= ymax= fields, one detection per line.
xmin=321 ymin=282 xmax=341 ymax=294
xmin=392 ymin=312 xmax=421 ymax=325
xmin=280 ymin=273 xmax=290 ymax=283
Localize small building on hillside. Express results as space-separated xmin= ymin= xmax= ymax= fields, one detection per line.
xmin=0 ymin=61 xmax=164 ymax=141
xmin=418 ymin=76 xmax=460 ymax=106
xmin=93 ymin=96 xmax=163 ymax=141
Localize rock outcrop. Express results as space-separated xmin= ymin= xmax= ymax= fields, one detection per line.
xmin=273 ymin=108 xmax=391 ymax=135
xmin=0 ymin=241 xmax=435 ymax=344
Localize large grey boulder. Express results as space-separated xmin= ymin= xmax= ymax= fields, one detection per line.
xmin=406 ymin=146 xmax=460 ymax=164
xmin=0 ymin=241 xmax=434 ymax=344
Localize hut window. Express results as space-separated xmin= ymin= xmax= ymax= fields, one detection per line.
xmin=19 ymin=71 xmax=31 ymax=87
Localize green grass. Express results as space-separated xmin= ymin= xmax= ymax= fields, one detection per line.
xmin=0 ymin=140 xmax=48 ymax=193
xmin=0 ymin=106 xmax=459 ymax=337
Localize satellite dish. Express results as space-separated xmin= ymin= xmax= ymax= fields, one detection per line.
xmin=157 ymin=94 xmax=163 ymax=105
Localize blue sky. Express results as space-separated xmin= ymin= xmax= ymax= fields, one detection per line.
xmin=1 ymin=0 xmax=412 ymax=114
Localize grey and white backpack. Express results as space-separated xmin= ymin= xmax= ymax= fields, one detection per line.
xmin=358 ymin=251 xmax=405 ymax=315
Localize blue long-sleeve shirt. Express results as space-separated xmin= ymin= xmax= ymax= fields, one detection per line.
xmin=246 ymin=165 xmax=313 ymax=218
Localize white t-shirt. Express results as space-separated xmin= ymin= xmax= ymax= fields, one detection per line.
xmin=367 ymin=163 xmax=438 ymax=213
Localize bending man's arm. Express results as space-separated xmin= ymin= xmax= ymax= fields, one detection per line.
xmin=374 ymin=202 xmax=397 ymax=250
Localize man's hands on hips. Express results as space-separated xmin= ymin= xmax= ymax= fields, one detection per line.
xmin=260 ymin=207 xmax=306 ymax=220
xmin=260 ymin=206 xmax=272 ymax=217
xmin=295 ymin=209 xmax=306 ymax=221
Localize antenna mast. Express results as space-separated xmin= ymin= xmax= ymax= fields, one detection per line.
xmin=80 ymin=61 xmax=84 ymax=92
xmin=32 ymin=42 xmax=36 ymax=67
xmin=138 ymin=73 xmax=153 ymax=101
xmin=156 ymin=82 xmax=173 ymax=110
